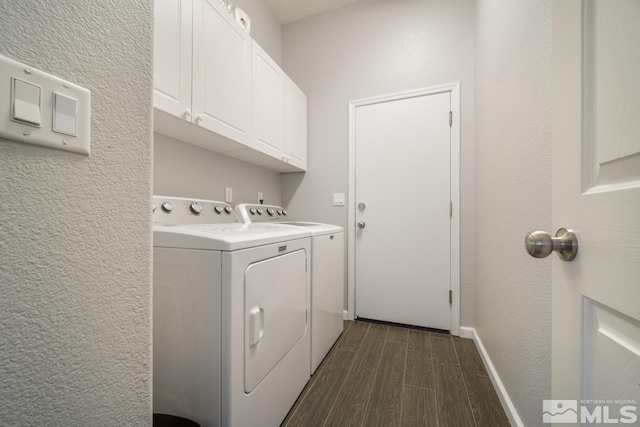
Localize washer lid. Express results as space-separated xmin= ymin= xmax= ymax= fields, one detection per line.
xmin=283 ymin=222 xmax=344 ymax=236
xmin=153 ymin=223 xmax=311 ymax=251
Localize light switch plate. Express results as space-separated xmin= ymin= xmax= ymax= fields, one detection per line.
xmin=333 ymin=193 xmax=345 ymax=206
xmin=0 ymin=54 xmax=91 ymax=155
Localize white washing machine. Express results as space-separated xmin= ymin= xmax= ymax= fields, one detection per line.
xmin=153 ymin=196 xmax=311 ymax=427
xmin=235 ymin=204 xmax=344 ymax=374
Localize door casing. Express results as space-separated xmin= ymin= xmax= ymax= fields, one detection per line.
xmin=347 ymin=82 xmax=461 ymax=336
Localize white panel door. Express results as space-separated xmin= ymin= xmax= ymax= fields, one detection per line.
xmin=552 ymin=0 xmax=640 ymax=422
xmin=193 ymin=0 xmax=251 ymax=145
xmin=355 ymin=92 xmax=451 ymax=330
xmin=153 ymin=0 xmax=192 ymax=118
xmin=284 ymin=78 xmax=307 ymax=170
xmin=251 ymin=40 xmax=285 ymax=159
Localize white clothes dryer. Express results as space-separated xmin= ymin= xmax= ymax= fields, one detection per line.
xmin=235 ymin=204 xmax=344 ymax=374
xmin=153 ymin=196 xmax=311 ymax=427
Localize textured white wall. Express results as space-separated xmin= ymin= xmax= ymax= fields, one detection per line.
xmin=0 ymin=1 xmax=153 ymax=425
xmin=154 ymin=134 xmax=282 ymax=205
xmin=154 ymin=0 xmax=284 ymax=205
xmin=280 ymin=0 xmax=476 ymax=324
xmin=475 ymin=0 xmax=552 ymax=425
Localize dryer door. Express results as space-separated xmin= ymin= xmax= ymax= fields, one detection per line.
xmin=244 ymin=249 xmax=307 ymax=393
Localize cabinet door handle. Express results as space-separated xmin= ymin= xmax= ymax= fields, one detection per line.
xmin=195 ymin=114 xmax=204 ymax=123
xmin=183 ymin=108 xmax=192 ymax=119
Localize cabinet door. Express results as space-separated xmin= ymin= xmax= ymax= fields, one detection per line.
xmin=192 ymin=0 xmax=251 ymax=145
xmin=251 ymin=40 xmax=285 ymax=159
xmin=284 ymin=78 xmax=307 ymax=171
xmin=153 ymin=0 xmax=193 ymax=119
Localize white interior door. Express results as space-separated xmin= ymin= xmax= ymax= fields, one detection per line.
xmin=552 ymin=0 xmax=640 ymax=423
xmin=354 ymin=91 xmax=452 ymax=330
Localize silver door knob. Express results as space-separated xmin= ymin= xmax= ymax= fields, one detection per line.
xmin=525 ymin=228 xmax=578 ymax=261
xmin=357 ymin=221 xmax=366 ymax=229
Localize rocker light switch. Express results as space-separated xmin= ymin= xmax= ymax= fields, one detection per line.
xmin=12 ymin=78 xmax=42 ymax=126
xmin=53 ymin=92 xmax=77 ymax=136
xmin=0 ymin=54 xmax=91 ymax=155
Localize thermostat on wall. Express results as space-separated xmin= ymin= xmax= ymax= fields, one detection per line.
xmin=0 ymin=54 xmax=91 ymax=155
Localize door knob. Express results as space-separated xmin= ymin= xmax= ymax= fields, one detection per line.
xmin=525 ymin=228 xmax=578 ymax=261
xmin=357 ymin=221 xmax=366 ymax=229
xmin=358 ymin=202 xmax=366 ymax=210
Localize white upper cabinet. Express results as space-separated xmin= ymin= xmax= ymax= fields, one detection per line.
xmin=284 ymin=78 xmax=307 ymax=170
xmin=152 ymin=0 xmax=307 ymax=172
xmin=153 ymin=0 xmax=192 ymax=119
xmin=251 ymin=40 xmax=285 ymax=159
xmin=192 ymin=0 xmax=251 ymax=145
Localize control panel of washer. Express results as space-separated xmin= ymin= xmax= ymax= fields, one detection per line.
xmin=153 ymin=196 xmax=239 ymax=225
xmin=234 ymin=204 xmax=290 ymax=223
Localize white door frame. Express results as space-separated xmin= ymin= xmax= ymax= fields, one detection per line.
xmin=347 ymin=82 xmax=461 ymax=336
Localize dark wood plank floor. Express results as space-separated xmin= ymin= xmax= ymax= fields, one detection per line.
xmin=282 ymin=320 xmax=510 ymax=427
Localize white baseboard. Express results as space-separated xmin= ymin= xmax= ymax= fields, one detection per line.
xmin=464 ymin=327 xmax=524 ymax=427
xmin=458 ymin=326 xmax=474 ymax=339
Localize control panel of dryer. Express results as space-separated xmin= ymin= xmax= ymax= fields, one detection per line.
xmin=235 ymin=204 xmax=291 ymax=223
xmin=153 ymin=196 xmax=239 ymax=225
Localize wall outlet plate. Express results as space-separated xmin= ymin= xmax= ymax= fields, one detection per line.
xmin=225 ymin=187 xmax=233 ymax=203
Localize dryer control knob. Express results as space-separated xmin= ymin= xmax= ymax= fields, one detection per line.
xmin=214 ymin=206 xmax=224 ymax=214
xmin=224 ymin=206 xmax=233 ymax=214
xmin=190 ymin=202 xmax=204 ymax=215
xmin=250 ymin=208 xmax=257 ymax=215
xmin=282 ymin=209 xmax=287 ymax=216
xmin=267 ymin=208 xmax=275 ymax=216
xmin=277 ymin=209 xmax=283 ymax=215
xmin=161 ymin=202 xmax=173 ymax=213
xmin=257 ymin=208 xmax=264 ymax=215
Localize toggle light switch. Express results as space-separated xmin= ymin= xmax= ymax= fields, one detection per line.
xmin=11 ymin=77 xmax=42 ymax=126
xmin=53 ymin=92 xmax=77 ymax=136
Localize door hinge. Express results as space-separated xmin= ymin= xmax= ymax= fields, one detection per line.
xmin=449 ymin=201 xmax=453 ymax=217
xmin=449 ymin=111 xmax=453 ymax=126
xmin=449 ymin=290 xmax=452 ymax=304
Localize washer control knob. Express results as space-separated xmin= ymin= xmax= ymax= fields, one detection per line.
xmin=224 ymin=206 xmax=233 ymax=214
xmin=267 ymin=208 xmax=275 ymax=216
xmin=190 ymin=202 xmax=204 ymax=215
xmin=282 ymin=209 xmax=287 ymax=216
xmin=277 ymin=209 xmax=283 ymax=215
xmin=214 ymin=206 xmax=224 ymax=214
xmin=250 ymin=208 xmax=257 ymax=215
xmin=161 ymin=202 xmax=173 ymax=213
xmin=257 ymin=208 xmax=264 ymax=215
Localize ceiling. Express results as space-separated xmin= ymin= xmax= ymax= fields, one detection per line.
xmin=266 ymin=0 xmax=364 ymax=24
